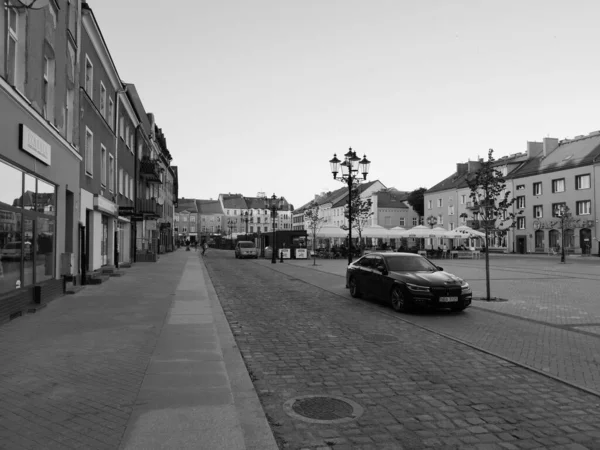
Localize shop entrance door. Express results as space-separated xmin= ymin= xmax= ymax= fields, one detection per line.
xmin=101 ymin=216 xmax=109 ymax=266
xmin=580 ymin=228 xmax=591 ymax=255
xmin=516 ymin=236 xmax=526 ymax=254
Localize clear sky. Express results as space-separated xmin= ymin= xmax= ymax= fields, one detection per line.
xmin=91 ymin=0 xmax=600 ymax=209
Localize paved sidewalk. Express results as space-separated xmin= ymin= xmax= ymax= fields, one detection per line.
xmin=0 ymin=250 xmax=277 ymax=450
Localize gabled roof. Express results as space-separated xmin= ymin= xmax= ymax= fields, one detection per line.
xmin=376 ymin=189 xmax=410 ymax=209
xmin=331 ymin=180 xmax=381 ymax=208
xmin=507 ymin=134 xmax=600 ymax=179
xmin=221 ymin=195 xmax=248 ymax=209
xmin=245 ymin=197 xmax=268 ymax=210
xmin=426 ymin=172 xmax=470 ymax=195
xmin=196 ymin=200 xmax=223 ymax=215
xmin=176 ymin=198 xmax=198 ymax=213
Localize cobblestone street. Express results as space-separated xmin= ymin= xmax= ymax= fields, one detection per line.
xmin=205 ymin=250 xmax=600 ymax=449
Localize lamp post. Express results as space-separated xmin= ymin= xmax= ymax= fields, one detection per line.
xmin=243 ymin=211 xmax=250 ymax=236
xmin=555 ymin=204 xmax=572 ymax=264
xmin=267 ymin=194 xmax=284 ymax=264
xmin=227 ymin=218 xmax=237 ymax=247
xmin=329 ymin=148 xmax=371 ymax=266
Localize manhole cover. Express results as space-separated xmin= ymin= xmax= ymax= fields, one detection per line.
xmin=364 ymin=333 xmax=399 ymax=343
xmin=283 ymin=395 xmax=364 ymax=424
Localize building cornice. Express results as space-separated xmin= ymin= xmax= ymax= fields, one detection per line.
xmin=0 ymin=79 xmax=82 ymax=162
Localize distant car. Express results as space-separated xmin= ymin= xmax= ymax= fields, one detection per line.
xmin=346 ymin=252 xmax=472 ymax=312
xmin=235 ymin=241 xmax=258 ymax=259
xmin=0 ymin=241 xmax=32 ymax=261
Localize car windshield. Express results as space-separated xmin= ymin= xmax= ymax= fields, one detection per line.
xmin=385 ymin=255 xmax=437 ymax=272
xmin=239 ymin=242 xmax=255 ymax=248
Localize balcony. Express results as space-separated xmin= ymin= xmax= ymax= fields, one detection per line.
xmin=137 ymin=197 xmax=163 ymax=218
xmin=466 ymin=202 xmax=479 ymax=211
xmin=140 ymin=158 xmax=162 ymax=183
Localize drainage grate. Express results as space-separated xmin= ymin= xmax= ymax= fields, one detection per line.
xmin=364 ymin=333 xmax=399 ymax=343
xmin=283 ymin=395 xmax=364 ymax=424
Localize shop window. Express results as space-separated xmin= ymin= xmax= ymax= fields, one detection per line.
xmin=36 ymin=217 xmax=55 ymax=283
xmin=535 ymin=230 xmax=544 ymax=249
xmin=24 ymin=174 xmax=35 ymax=209
xmin=0 ymin=210 xmax=23 ymax=294
xmin=37 ymin=179 xmax=55 ymax=215
xmin=0 ymin=162 xmax=23 ymax=207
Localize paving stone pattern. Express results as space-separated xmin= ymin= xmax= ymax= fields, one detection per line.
xmin=205 ymin=251 xmax=600 ymax=450
xmin=0 ymin=255 xmax=187 ymax=450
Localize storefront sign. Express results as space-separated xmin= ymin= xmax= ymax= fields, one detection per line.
xmin=118 ymin=206 xmax=135 ymax=216
xmin=94 ymin=195 xmax=118 ymax=216
xmin=533 ymin=218 xmax=592 ymax=230
xmin=295 ymin=248 xmax=307 ymax=259
xmin=279 ymin=248 xmax=291 ymax=259
xmin=19 ymin=124 xmax=51 ymax=165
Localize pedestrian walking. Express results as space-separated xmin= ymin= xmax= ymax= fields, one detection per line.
xmin=201 ymin=239 xmax=208 ymax=256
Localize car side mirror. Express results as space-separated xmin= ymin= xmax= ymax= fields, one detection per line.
xmin=436 ymin=266 xmax=443 ymax=271
xmin=376 ymin=264 xmax=388 ymax=275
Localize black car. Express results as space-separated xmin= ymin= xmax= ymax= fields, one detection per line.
xmin=346 ymin=252 xmax=472 ymax=312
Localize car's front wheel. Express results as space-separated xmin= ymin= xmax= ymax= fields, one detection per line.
xmin=349 ymin=276 xmax=361 ymax=298
xmin=390 ymin=286 xmax=409 ymax=312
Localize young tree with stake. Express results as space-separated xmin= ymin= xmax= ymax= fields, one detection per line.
xmin=304 ymin=201 xmax=326 ymax=266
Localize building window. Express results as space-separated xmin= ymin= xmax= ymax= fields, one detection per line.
xmin=174 ymin=214 xmax=179 ymax=221
xmin=42 ymin=57 xmax=49 ymax=118
xmin=437 ymin=214 xmax=443 ymax=225
xmin=448 ymin=205 xmax=455 ymax=216
xmin=84 ymin=55 xmax=93 ymax=95
xmin=551 ymin=178 xmax=565 ymax=193
xmin=108 ymin=98 xmax=114 ymax=129
xmin=66 ymin=89 xmax=74 ymax=144
xmin=437 ymin=198 xmax=442 ymax=207
xmin=460 ymin=195 xmax=466 ymax=205
xmin=551 ymin=202 xmax=566 ymax=217
xmin=533 ymin=205 xmax=543 ymax=218
xmin=399 ymin=217 xmax=405 ymax=226
xmin=7 ymin=8 xmax=26 ymax=91
xmin=449 ymin=222 xmax=454 ymax=230
xmin=575 ymin=174 xmax=591 ymax=190
xmin=100 ymin=82 xmax=106 ymax=117
xmin=576 ymin=200 xmax=591 ymax=215
xmin=516 ymin=184 xmax=525 ymax=191
xmin=129 ymin=178 xmax=134 ymax=200
xmin=118 ymin=168 xmax=123 ymax=195
xmin=100 ymin=145 xmax=107 ymax=186
xmin=412 ymin=217 xmax=418 ymax=226
xmin=85 ymin=128 xmax=93 ymax=175
xmin=516 ymin=196 xmax=525 ymax=209
xmin=190 ymin=215 xmax=196 ymax=222
xmin=109 ymin=155 xmax=115 ymax=192
xmin=384 ymin=216 xmax=391 ymax=226
xmin=125 ymin=126 xmax=130 ymax=147
xmin=535 ymin=230 xmax=544 ymax=249
xmin=517 ymin=217 xmax=525 ymax=229
xmin=119 ymin=116 xmax=124 ymax=139
xmin=533 ymin=182 xmax=542 ymax=196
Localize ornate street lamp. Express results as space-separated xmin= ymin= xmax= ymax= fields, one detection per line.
xmin=555 ymin=204 xmax=572 ymax=264
xmin=267 ymin=194 xmax=284 ymax=264
xmin=227 ymin=218 xmax=237 ymax=244
xmin=329 ymin=148 xmax=370 ymax=265
xmin=426 ymin=215 xmax=438 ymax=228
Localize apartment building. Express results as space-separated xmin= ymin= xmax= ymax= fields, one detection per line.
xmin=425 ymin=134 xmax=600 ymax=255
xmin=219 ymin=194 xmax=294 ymax=236
xmin=174 ymin=198 xmax=198 ymax=244
xmin=196 ymin=200 xmax=223 ymax=239
xmin=0 ymin=0 xmax=83 ymax=316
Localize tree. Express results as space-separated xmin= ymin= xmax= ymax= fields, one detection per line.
xmin=340 ymin=178 xmax=373 ymax=256
xmin=466 ymin=149 xmax=519 ymax=301
xmin=303 ymin=201 xmax=326 ymax=266
xmin=407 ymin=187 xmax=427 ymax=217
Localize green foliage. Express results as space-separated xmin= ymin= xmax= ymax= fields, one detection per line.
xmin=407 ymin=187 xmax=427 ymax=217
xmin=341 ymin=178 xmax=373 ymax=248
xmin=304 ymin=201 xmax=326 ymax=264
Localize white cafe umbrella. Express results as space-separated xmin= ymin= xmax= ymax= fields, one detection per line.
xmin=455 ymin=225 xmax=485 ymax=238
xmin=362 ymin=224 xmax=395 ymax=238
xmin=432 ymin=226 xmax=463 ymax=239
xmin=317 ymin=224 xmax=348 ymax=239
xmin=398 ymin=225 xmax=440 ymax=238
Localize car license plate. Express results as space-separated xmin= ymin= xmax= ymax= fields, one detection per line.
xmin=439 ymin=296 xmax=458 ymax=303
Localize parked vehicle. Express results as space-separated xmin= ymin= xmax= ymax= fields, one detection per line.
xmin=0 ymin=241 xmax=32 ymax=261
xmin=346 ymin=252 xmax=472 ymax=312
xmin=235 ymin=241 xmax=258 ymax=259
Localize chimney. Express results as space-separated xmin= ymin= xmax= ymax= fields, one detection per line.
xmin=456 ymin=163 xmax=468 ymax=175
xmin=527 ymin=141 xmax=543 ymax=159
xmin=543 ymin=137 xmax=559 ymax=157
xmin=467 ymin=160 xmax=482 ymax=172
